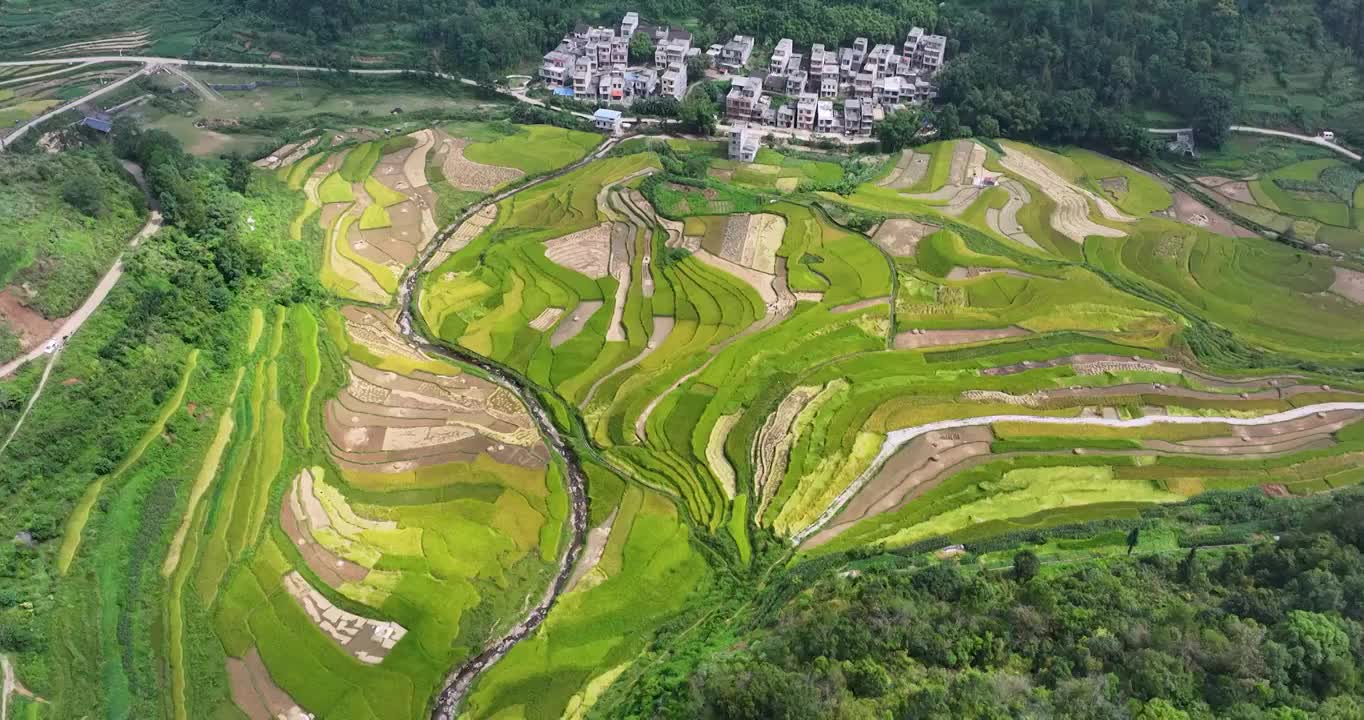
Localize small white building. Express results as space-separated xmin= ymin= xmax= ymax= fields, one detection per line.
xmin=593 ymin=108 xmax=624 ymax=135
xmin=729 ymin=125 xmax=760 ymax=162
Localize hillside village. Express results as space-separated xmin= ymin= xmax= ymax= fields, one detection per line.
xmin=541 ymin=12 xmax=947 ymax=155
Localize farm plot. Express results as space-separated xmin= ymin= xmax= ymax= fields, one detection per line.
xmin=998 ymin=141 xmax=1131 ymax=242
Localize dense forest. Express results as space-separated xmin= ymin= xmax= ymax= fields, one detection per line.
xmin=599 ymin=491 xmax=1364 ymax=719
xmin=221 ymin=0 xmax=1364 ymax=150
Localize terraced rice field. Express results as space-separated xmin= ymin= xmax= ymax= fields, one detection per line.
xmin=67 ymin=122 xmax=1364 ymax=720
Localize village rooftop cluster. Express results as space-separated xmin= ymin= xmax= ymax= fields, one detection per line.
xmin=542 ymin=13 xmax=948 ymax=154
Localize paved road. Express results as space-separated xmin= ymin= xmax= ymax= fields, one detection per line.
xmin=0 ymin=162 xmax=160 ymax=378
xmin=1149 ymin=125 xmax=1361 ymax=161
xmin=792 ymin=401 xmax=1364 ymax=545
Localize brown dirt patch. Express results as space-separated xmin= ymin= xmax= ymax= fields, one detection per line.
xmin=830 ymin=297 xmax=890 ymax=314
xmin=227 ymin=648 xmax=308 ymax=720
xmin=893 ymin=326 xmax=1029 ymax=349
xmin=1169 ymin=191 xmax=1257 ymax=238
xmin=1000 ymin=145 xmax=1130 ymax=241
xmin=1261 ymin=484 xmax=1291 ymax=498
xmin=802 ymin=426 xmax=996 ymax=548
xmin=1212 ymin=181 xmax=1255 ymax=204
xmin=282 ymin=470 xmax=369 ymax=588
xmin=1330 ymin=267 xmax=1364 ymax=303
xmin=282 ymin=571 xmax=406 ymax=664
xmin=433 ymin=132 xmax=523 ymax=192
xmin=872 ymin=218 xmax=938 ymax=256
xmin=0 ymin=287 xmax=58 ymax=351
xmin=878 ymin=149 xmax=931 ymax=189
xmin=544 ymin=223 xmax=613 ymax=278
xmin=550 ymin=300 xmax=603 ymax=348
xmin=432 ymin=204 xmax=497 ymax=266
xmin=565 ymin=507 xmax=618 ymax=593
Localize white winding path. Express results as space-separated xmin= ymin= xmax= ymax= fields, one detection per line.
xmin=1149 ymin=126 xmax=1361 ymax=162
xmin=790 ymin=402 xmax=1364 ymax=545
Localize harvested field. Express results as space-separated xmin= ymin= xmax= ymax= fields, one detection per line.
xmin=803 ymin=426 xmax=995 ymax=548
xmin=706 ymin=414 xmax=741 ymax=499
xmin=1330 ymin=267 xmax=1364 ymax=303
xmin=434 ymin=132 xmax=523 ymax=191
xmin=831 ymin=297 xmax=890 ymax=314
xmin=1000 ymin=145 xmax=1130 ymax=242
xmin=1212 ymin=180 xmax=1256 ymax=204
xmin=281 ymin=469 xmax=369 ymax=587
xmin=872 ymin=218 xmax=938 ymax=256
xmin=550 ymin=300 xmax=603 ymax=347
xmin=947 ymin=140 xmax=974 ymax=185
xmin=326 ymin=359 xmax=548 ymax=471
xmin=893 ymin=326 xmax=1030 ymax=349
xmin=529 ymin=307 xmax=565 ymax=332
xmin=282 ymin=571 xmax=407 ymax=664
xmin=710 ymin=214 xmax=785 ymax=273
xmin=986 ymin=179 xmax=1042 ymax=249
xmin=544 ymin=223 xmax=614 ymax=278
xmin=878 ymin=149 xmax=932 ymax=189
xmin=690 ymin=250 xmax=779 ymax=306
xmin=227 ymin=648 xmax=310 ymax=720
xmin=754 ymin=386 xmax=822 ymax=517
xmin=1165 ymin=191 xmax=1257 ymax=238
xmin=432 ymin=204 xmax=497 ymax=266
xmin=565 ymin=508 xmax=619 ymax=593
xmin=340 ymin=306 xmax=448 ymax=371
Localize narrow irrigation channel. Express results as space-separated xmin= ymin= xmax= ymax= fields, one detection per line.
xmin=393 ymin=139 xmax=622 ymax=719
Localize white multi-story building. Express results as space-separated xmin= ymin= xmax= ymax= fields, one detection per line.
xmin=720 ymin=35 xmax=755 ymax=71
xmin=770 ymin=39 xmax=793 ymax=75
xmin=660 ymin=62 xmax=687 ymax=100
xmin=729 ymin=124 xmax=760 ymax=162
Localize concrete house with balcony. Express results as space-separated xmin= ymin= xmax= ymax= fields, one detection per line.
xmin=729 ymin=125 xmax=760 ymax=162
xmin=770 ymin=39 xmax=793 ymax=75
xmin=725 ymin=75 xmax=764 ymax=121
xmin=654 ymin=28 xmax=692 ymax=67
xmin=620 ymin=12 xmax=639 ymax=37
xmin=795 ymin=93 xmax=818 ymax=130
xmin=720 ymin=35 xmax=755 ymax=71
xmin=660 ymin=62 xmax=687 ymax=100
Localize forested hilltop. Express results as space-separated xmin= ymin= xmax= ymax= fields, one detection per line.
xmin=217 ymin=0 xmax=1364 ymax=145
xmin=4 ymin=0 xmax=1362 ymax=143
xmin=599 ymin=492 xmax=1364 ymax=720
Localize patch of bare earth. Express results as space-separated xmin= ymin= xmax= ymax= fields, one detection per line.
xmin=282 ymin=571 xmax=406 ymax=664
xmin=802 ymin=426 xmax=995 ymax=548
xmin=0 ymin=288 xmax=58 ymax=352
xmin=550 ymin=300 xmax=603 ymax=347
xmin=433 ymin=131 xmax=523 ymax=191
xmin=326 ymin=358 xmax=549 ymax=471
xmin=281 ymin=469 xmax=368 ymax=588
xmin=830 ymin=297 xmax=890 ymax=314
xmin=1330 ymin=267 xmax=1364 ymax=303
xmin=893 ymin=326 xmax=1029 ymax=349
xmin=753 ymin=386 xmax=821 ymax=517
xmin=227 ymin=648 xmax=311 ymax=720
xmin=544 ymin=223 xmax=614 ymax=278
xmin=877 ymin=149 xmax=931 ymax=189
xmin=872 ymin=218 xmax=938 ymax=256
xmin=1168 ymin=191 xmax=1257 ymax=238
xmin=705 ymin=413 xmax=741 ymax=499
xmin=565 ymin=508 xmax=619 ymax=593
xmin=987 ymin=179 xmax=1042 ymax=249
xmin=1000 ymin=146 xmax=1129 ymax=242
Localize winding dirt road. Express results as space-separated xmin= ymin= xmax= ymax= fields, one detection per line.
xmin=0 ymin=162 xmax=160 ymax=378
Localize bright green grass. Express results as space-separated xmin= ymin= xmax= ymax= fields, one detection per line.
xmin=462 ymin=124 xmax=602 ymax=177
xmin=1066 ymin=148 xmax=1173 ymax=215
xmin=363 ymin=175 xmax=408 ymax=207
xmin=1087 ymin=220 xmax=1364 ymax=361
xmin=461 ymin=487 xmax=708 ymax=720
xmin=358 ymin=203 xmax=392 ymax=230
xmin=56 ymin=348 xmax=199 ymax=574
xmin=318 ymin=172 xmax=354 ymax=204
xmin=339 ymin=142 xmax=382 ymax=182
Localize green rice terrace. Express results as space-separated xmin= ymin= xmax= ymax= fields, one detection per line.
xmin=4 ymin=117 xmax=1364 ymax=720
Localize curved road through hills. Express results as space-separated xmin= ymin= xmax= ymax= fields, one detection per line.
xmin=1148 ymin=125 xmax=1361 ymax=161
